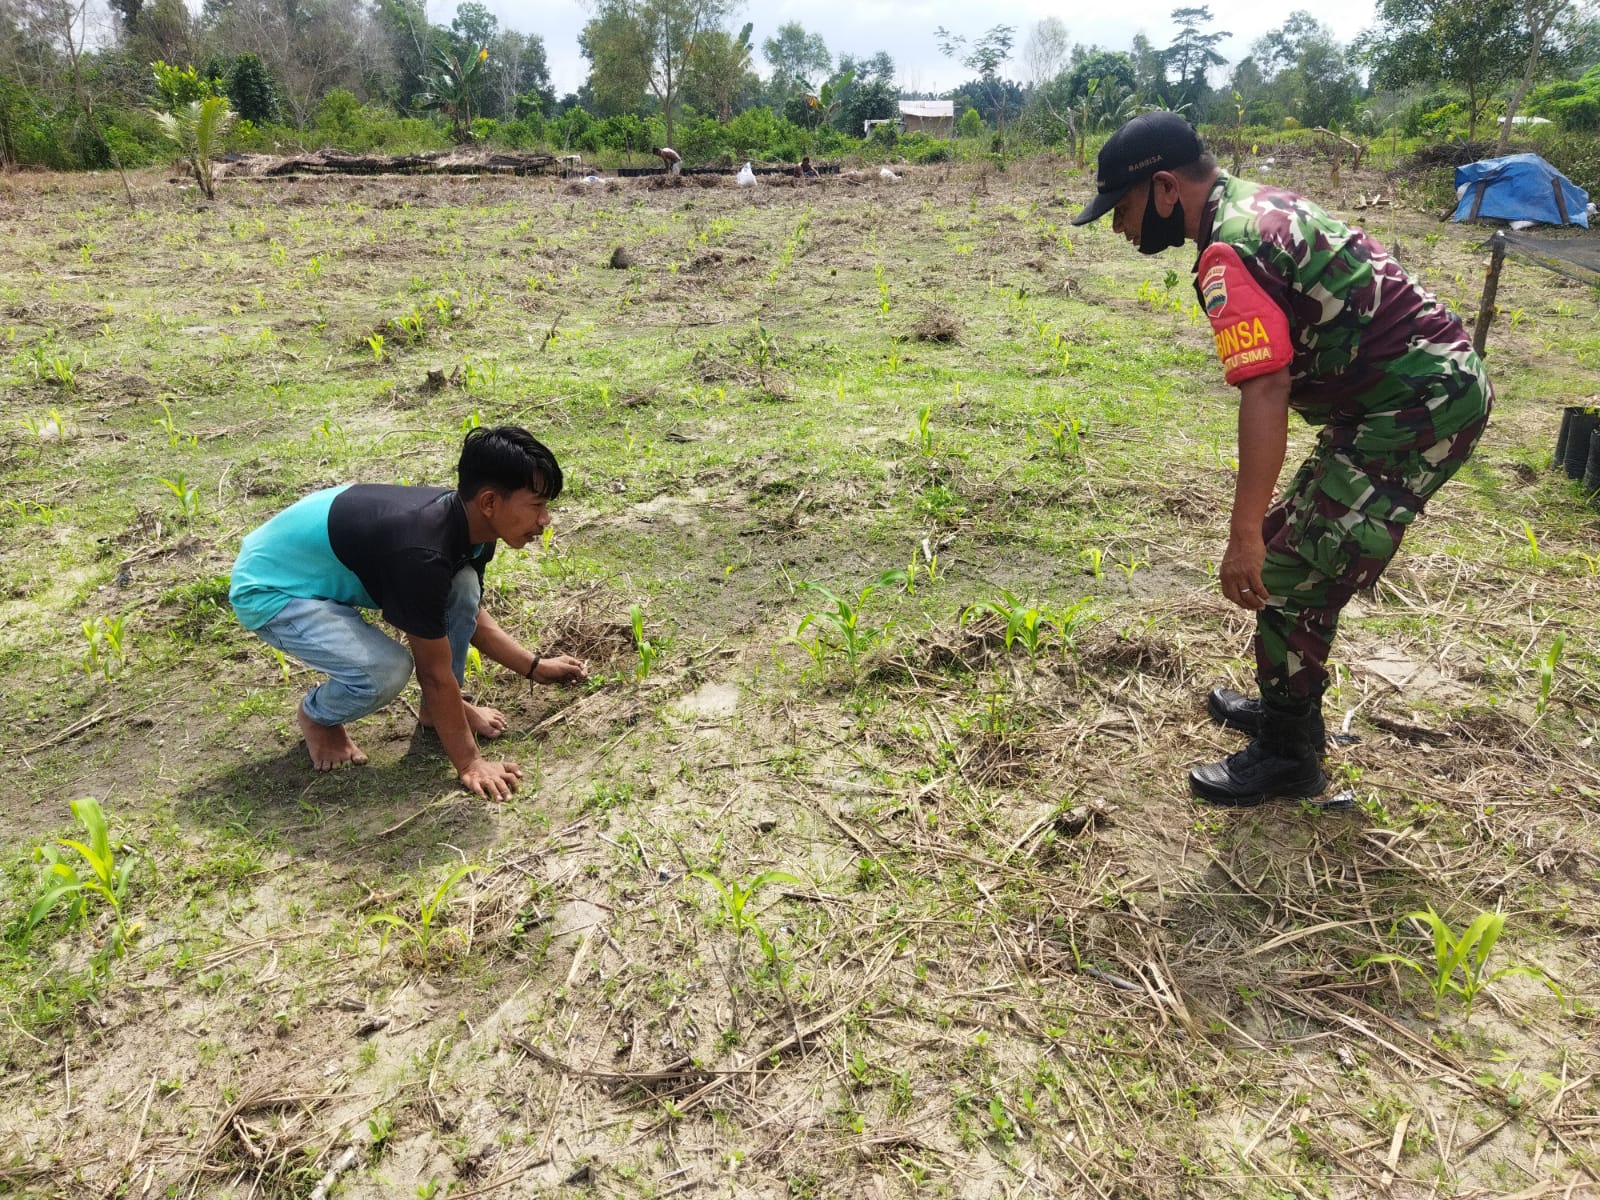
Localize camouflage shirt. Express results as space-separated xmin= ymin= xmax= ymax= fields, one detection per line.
xmin=1195 ymin=172 xmax=1488 ymax=453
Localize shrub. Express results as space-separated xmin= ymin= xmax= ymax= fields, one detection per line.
xmin=724 ymin=106 xmax=806 ymax=162
xmin=901 ymin=132 xmax=951 ymax=163
xmin=957 ymin=108 xmax=984 ymax=139
xmin=151 ymin=61 xmax=222 ymax=110
xmin=868 ymin=121 xmax=899 ymax=152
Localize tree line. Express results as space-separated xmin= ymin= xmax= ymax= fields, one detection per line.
xmin=0 ymin=0 xmax=1596 ymax=172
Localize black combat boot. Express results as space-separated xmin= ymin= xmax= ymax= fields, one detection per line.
xmin=1189 ymin=696 xmax=1327 ymax=806
xmin=1207 ymin=687 xmax=1263 ymax=734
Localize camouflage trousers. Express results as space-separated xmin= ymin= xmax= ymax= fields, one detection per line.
xmin=1254 ymin=386 xmax=1492 ymax=705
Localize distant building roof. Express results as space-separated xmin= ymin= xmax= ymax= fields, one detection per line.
xmin=899 ymin=101 xmax=954 ymax=119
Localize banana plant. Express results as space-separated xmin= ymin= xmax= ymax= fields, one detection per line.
xmin=800 ymin=68 xmax=855 ymax=145
xmin=417 ymin=46 xmax=489 ymax=143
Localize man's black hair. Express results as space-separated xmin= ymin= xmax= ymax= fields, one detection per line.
xmin=458 ymin=425 xmax=563 ymax=501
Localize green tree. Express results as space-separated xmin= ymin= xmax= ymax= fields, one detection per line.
xmin=580 ymin=0 xmax=738 ymax=146
xmin=1065 ymin=50 xmax=1137 ymax=102
xmin=1497 ymin=0 xmax=1589 ymax=151
xmin=826 ymin=50 xmax=896 ymax=136
xmin=579 ymin=6 xmax=650 ymax=116
xmin=1362 ymin=0 xmax=1525 ymax=140
xmin=762 ymin=20 xmax=829 ymax=103
xmin=684 ymin=21 xmax=753 ymax=122
xmin=1162 ymin=6 xmax=1230 ymax=113
xmin=934 ymin=23 xmax=1017 ymax=136
xmin=485 ymin=31 xmax=553 ymax=120
xmin=225 ymin=52 xmax=277 ymax=124
xmin=1251 ymin=12 xmax=1360 ymax=128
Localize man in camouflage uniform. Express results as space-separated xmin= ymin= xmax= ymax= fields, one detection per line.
xmin=1072 ymin=113 xmax=1492 ymax=805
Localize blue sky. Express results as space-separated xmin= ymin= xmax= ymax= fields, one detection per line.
xmin=471 ymin=0 xmax=1381 ymax=97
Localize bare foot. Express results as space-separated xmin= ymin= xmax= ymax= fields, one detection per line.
xmin=418 ymin=701 xmax=509 ymax=740
xmin=297 ymin=704 xmax=370 ymax=771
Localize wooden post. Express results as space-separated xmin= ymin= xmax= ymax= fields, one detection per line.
xmin=1473 ymin=232 xmax=1507 ymax=358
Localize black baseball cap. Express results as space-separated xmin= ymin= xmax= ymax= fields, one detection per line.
xmin=1071 ymin=112 xmax=1205 ymax=226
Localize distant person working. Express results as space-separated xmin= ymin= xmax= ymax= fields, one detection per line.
xmin=653 ymin=146 xmax=681 ymax=175
xmin=229 ymin=426 xmax=588 ymax=800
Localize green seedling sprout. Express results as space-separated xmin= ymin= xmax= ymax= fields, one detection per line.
xmin=19 ymin=408 xmax=70 ymax=441
xmin=82 ymin=614 xmax=129 ymax=678
xmin=1045 ymin=597 xmax=1096 ymax=658
xmin=1117 ymin=557 xmax=1147 ymax=582
xmin=689 ymin=868 xmax=801 ymax=972
xmin=1522 ymin=521 xmax=1541 ymax=562
xmin=1536 ymin=632 xmax=1565 ymax=717
xmin=367 ymin=332 xmax=386 ymax=362
xmin=630 ymin=603 xmax=663 ymax=679
xmin=1360 ymin=905 xmax=1563 ymax=1019
xmin=18 ymin=797 xmax=141 ymax=957
xmin=962 ymin=589 xmax=1048 ymax=659
xmin=916 ymin=404 xmax=935 ymax=454
xmin=1043 ymin=414 xmax=1083 ymax=462
xmin=158 ymin=474 xmax=201 ymax=517
xmin=788 ymin=572 xmax=904 ymax=670
xmin=1081 ymin=547 xmax=1105 ymax=580
xmin=153 ymin=399 xmax=197 ymax=448
xmin=364 ymin=862 xmax=482 ymax=967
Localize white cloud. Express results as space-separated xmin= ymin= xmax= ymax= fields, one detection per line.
xmin=467 ymin=0 xmax=1377 ymax=99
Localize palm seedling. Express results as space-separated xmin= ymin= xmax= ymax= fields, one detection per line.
xmin=151 ymin=97 xmax=238 ymax=201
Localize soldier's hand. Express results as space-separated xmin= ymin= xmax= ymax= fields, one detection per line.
xmin=1220 ymin=533 xmax=1269 ymax=611
xmin=459 ymin=757 xmax=523 ymax=801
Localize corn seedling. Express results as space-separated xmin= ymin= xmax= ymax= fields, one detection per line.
xmin=1081 ymin=547 xmax=1105 ymax=579
xmin=1044 ymin=598 xmax=1097 ymax=658
xmin=1117 ymin=557 xmax=1147 ymax=582
xmin=788 ymin=573 xmax=903 ymax=670
xmin=915 ymin=404 xmax=935 ymax=454
xmin=1535 ymin=632 xmax=1565 ymax=717
xmin=963 ymin=589 xmax=1049 ymax=659
xmin=17 ymin=797 xmax=141 ymax=957
xmin=311 ymin=418 xmax=349 ymax=453
xmin=689 ymin=868 xmax=801 ymax=972
xmin=1360 ymin=906 xmax=1562 ymax=1018
xmin=1522 ymin=521 xmax=1542 ymax=562
xmin=367 ymin=333 xmax=386 ymax=362
xmin=1043 ymin=414 xmax=1083 ymax=462
xmin=19 ymin=407 xmax=71 ymax=442
xmin=364 ymin=862 xmax=482 ymax=967
xmin=874 ymin=262 xmax=891 ymax=316
xmin=158 ymin=474 xmax=201 ymax=518
xmin=153 ymin=399 xmax=196 ymax=448
xmin=631 ymin=604 xmax=664 ymax=679
xmin=82 ymin=614 xmax=129 ymax=678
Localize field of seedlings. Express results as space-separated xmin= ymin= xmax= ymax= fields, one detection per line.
xmin=1 ymin=153 xmax=1598 ymax=1200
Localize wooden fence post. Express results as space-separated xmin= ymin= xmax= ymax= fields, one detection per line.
xmin=1473 ymin=231 xmax=1507 ymax=358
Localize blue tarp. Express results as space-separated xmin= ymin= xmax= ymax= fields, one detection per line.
xmin=1452 ymin=153 xmax=1590 ymax=228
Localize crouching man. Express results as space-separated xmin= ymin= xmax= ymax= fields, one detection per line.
xmin=228 ymin=425 xmax=587 ymax=799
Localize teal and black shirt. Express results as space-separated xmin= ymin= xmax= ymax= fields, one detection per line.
xmin=229 ymin=485 xmax=493 ymax=638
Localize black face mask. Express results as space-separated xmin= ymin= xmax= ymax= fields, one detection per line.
xmin=1138 ymin=177 xmax=1186 ymax=255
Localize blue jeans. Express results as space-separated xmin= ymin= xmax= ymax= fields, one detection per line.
xmin=253 ymin=567 xmax=481 ymax=726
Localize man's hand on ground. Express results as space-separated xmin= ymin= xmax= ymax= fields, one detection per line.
xmin=459 ymin=757 xmax=522 ymax=800
xmin=1220 ymin=532 xmax=1269 ymax=610
xmin=533 ymin=654 xmax=589 ymax=684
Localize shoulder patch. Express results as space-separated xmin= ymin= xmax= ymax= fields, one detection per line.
xmin=1196 ymin=241 xmax=1293 ymax=386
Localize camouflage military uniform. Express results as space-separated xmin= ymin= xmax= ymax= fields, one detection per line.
xmin=1196 ymin=174 xmax=1493 ymax=704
